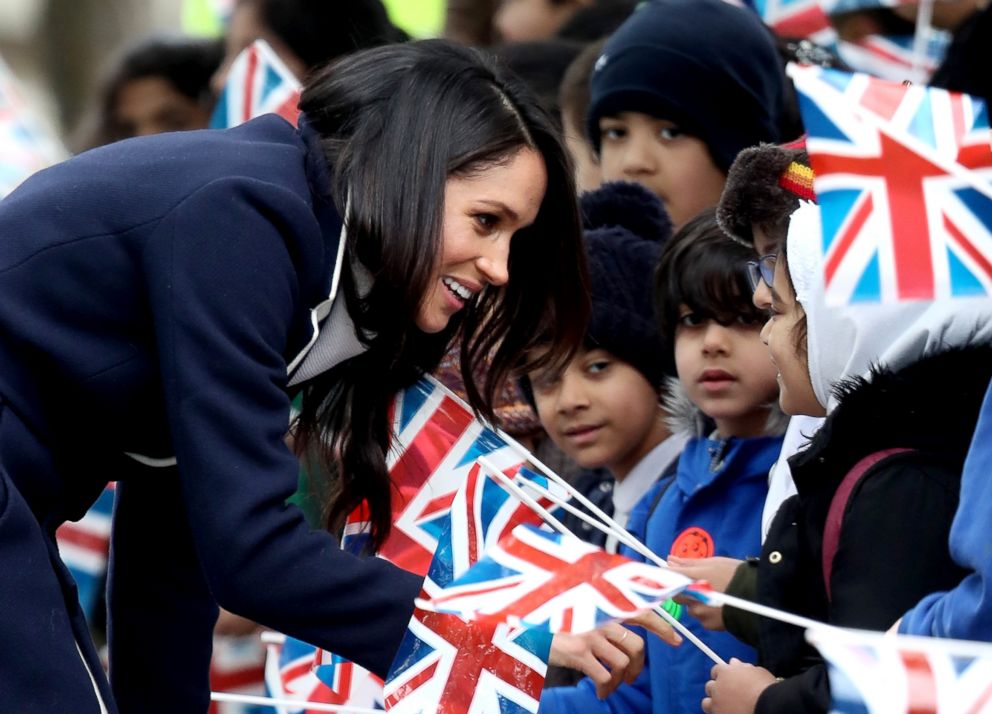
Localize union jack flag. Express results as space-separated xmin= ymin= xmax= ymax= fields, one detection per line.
xmin=342 ymin=376 xmax=532 ymax=576
xmin=209 ymin=39 xmax=301 ymax=130
xmin=806 ymin=626 xmax=992 ymax=713
xmin=791 ymin=64 xmax=992 ymax=304
xmin=263 ymin=634 xmax=340 ymax=712
xmin=383 ymin=461 xmax=567 ymax=713
xmin=418 ymin=524 xmax=691 ymax=633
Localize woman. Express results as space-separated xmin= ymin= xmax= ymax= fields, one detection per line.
xmin=0 ymin=41 xmax=599 ymax=713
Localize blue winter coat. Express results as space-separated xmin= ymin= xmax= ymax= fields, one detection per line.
xmin=900 ymin=377 xmax=992 ymax=640
xmin=0 ymin=115 xmax=421 ymax=713
xmin=539 ymin=433 xmax=783 ymax=714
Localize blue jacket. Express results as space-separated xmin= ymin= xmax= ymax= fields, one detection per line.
xmin=0 ymin=115 xmax=421 ymax=712
xmin=540 ymin=433 xmax=783 ymax=714
xmin=900 ymin=377 xmax=992 ymax=641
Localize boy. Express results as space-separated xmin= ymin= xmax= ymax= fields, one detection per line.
xmin=586 ymin=0 xmax=788 ymax=228
xmin=540 ymin=209 xmax=785 ymax=714
xmin=524 ymin=181 xmax=684 ymax=551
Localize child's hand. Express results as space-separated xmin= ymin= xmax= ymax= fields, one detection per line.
xmin=667 ymin=555 xmax=742 ymax=591
xmin=702 ymin=658 xmax=778 ymax=714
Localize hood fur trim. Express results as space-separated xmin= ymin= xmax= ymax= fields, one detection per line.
xmin=662 ymin=375 xmax=789 ymax=438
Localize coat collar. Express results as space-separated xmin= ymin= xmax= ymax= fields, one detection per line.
xmin=286 ymin=116 xmax=348 ymax=378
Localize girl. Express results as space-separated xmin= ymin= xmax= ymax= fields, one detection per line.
xmin=703 ymin=203 xmax=992 ymax=714
xmin=0 ymin=41 xmax=598 ymax=713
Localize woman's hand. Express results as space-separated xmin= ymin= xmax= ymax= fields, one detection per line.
xmin=701 ymin=658 xmax=777 ymax=714
xmin=669 ymin=556 xmax=743 ymax=631
xmin=548 ymin=611 xmax=682 ymax=699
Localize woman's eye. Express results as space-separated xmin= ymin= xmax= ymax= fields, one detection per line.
xmin=474 ymin=213 xmax=498 ymax=230
xmin=659 ymin=126 xmax=683 ymax=140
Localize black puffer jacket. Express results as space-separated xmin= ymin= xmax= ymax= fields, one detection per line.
xmin=751 ymin=346 xmax=992 ymax=714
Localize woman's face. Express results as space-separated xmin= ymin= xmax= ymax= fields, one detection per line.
xmin=758 ymin=255 xmax=826 ymax=416
xmin=415 ymin=147 xmax=548 ymax=334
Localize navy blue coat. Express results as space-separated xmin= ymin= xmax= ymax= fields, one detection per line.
xmin=0 ymin=115 xmax=421 ymax=713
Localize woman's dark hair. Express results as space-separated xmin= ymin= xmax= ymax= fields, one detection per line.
xmin=654 ymin=208 xmax=766 ymax=360
xmin=252 ymin=0 xmax=406 ymax=74
xmin=90 ymin=35 xmax=222 ymax=147
xmin=488 ymin=39 xmax=585 ymax=129
xmin=296 ymin=40 xmax=589 ymax=550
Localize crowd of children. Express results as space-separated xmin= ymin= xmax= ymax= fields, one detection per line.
xmin=5 ymin=0 xmax=991 ymax=712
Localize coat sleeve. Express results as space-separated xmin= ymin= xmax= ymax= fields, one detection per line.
xmin=139 ymin=177 xmax=421 ymax=677
xmin=899 ymin=381 xmax=992 ymax=640
xmin=754 ymin=666 xmax=830 ymax=714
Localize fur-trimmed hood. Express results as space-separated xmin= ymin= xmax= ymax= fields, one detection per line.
xmin=792 ymin=344 xmax=992 ymax=482
xmin=661 ymin=375 xmax=789 ymax=438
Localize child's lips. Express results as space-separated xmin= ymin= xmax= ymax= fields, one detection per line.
xmin=698 ymin=369 xmax=736 ymax=391
xmin=562 ymin=424 xmax=603 ymax=446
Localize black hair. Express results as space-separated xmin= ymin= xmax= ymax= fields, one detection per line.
xmin=249 ymin=0 xmax=406 ymax=75
xmin=556 ymin=0 xmax=638 ymax=41
xmin=295 ymin=40 xmax=589 ymax=550
xmin=488 ymin=39 xmax=585 ymax=129
xmin=655 ymin=207 xmax=765 ymax=359
xmin=90 ymin=35 xmax=223 ymax=147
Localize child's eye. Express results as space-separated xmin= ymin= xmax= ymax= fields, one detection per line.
xmin=587 ymin=360 xmax=610 ymax=375
xmin=530 ymin=370 xmax=560 ymax=392
xmin=600 ymin=124 xmax=626 ymax=141
xmin=678 ymin=311 xmax=703 ymax=327
xmin=659 ymin=126 xmax=683 ymax=141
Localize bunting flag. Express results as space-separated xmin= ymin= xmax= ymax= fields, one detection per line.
xmin=55 ymin=483 xmax=115 ymax=620
xmin=209 ymin=39 xmax=301 ymax=129
xmin=383 ymin=461 xmax=566 ymax=713
xmin=806 ymin=626 xmax=992 ymax=713
xmin=790 ymin=64 xmax=992 ymax=304
xmin=0 ymin=54 xmax=66 ymax=199
xmin=417 ymin=523 xmax=692 ymax=633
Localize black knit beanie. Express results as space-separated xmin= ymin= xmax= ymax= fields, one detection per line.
xmin=586 ymin=0 xmax=786 ymax=171
xmin=582 ymin=181 xmax=674 ymax=389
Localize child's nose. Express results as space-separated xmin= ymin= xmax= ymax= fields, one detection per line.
xmin=556 ymin=373 xmax=589 ymax=412
xmin=702 ymin=322 xmax=730 ymax=354
xmin=620 ymin=136 xmax=658 ymax=177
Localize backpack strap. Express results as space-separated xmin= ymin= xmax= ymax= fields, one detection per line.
xmin=822 ymin=448 xmax=914 ymax=602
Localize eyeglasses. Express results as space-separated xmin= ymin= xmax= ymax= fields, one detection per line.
xmin=746 ymin=254 xmax=777 ymax=292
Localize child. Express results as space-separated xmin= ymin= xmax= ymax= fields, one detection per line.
xmin=494 ymin=0 xmax=591 ymax=43
xmin=524 ymin=181 xmax=683 ymax=552
xmin=702 ymin=203 xmax=992 ymax=714
xmin=586 ymin=0 xmax=788 ymax=228
xmin=540 ymin=208 xmax=786 ymax=714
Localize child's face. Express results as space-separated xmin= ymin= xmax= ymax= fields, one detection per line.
xmin=598 ymin=112 xmax=726 ymax=228
xmin=674 ymin=307 xmax=780 ymax=438
xmin=756 ymin=257 xmax=825 ymax=417
xmin=529 ymin=347 xmax=668 ymax=479
xmin=494 ymin=0 xmax=580 ymax=42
